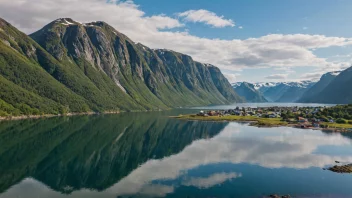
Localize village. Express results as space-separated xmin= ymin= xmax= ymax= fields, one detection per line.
xmin=195 ymin=106 xmax=352 ymax=130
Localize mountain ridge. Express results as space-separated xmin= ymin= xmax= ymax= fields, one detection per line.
xmin=232 ymin=82 xmax=267 ymax=102
xmin=0 ymin=17 xmax=242 ymax=116
xmin=298 ymin=71 xmax=341 ymax=103
xmin=298 ymin=68 xmax=352 ymax=104
xmin=233 ymin=81 xmax=316 ymax=102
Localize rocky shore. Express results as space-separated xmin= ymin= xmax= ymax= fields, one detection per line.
xmin=328 ymin=164 xmax=352 ymax=173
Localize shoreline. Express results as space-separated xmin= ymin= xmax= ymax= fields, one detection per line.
xmin=172 ymin=114 xmax=352 ymax=133
xmin=0 ymin=111 xmax=121 ymax=121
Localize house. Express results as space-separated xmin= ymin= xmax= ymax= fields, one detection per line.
xmin=197 ymin=111 xmax=205 ymax=116
xmin=269 ymin=113 xmax=277 ymax=118
xmin=208 ymin=111 xmax=219 ymax=116
xmin=298 ymin=117 xmax=308 ymax=122
xmin=247 ymin=111 xmax=255 ymax=116
xmin=313 ymin=122 xmax=320 ymax=128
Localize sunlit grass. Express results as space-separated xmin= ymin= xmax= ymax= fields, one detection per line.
xmin=173 ymin=114 xmax=288 ymax=126
xmin=321 ymin=122 xmax=352 ymax=129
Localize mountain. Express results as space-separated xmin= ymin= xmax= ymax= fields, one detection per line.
xmin=298 ymin=71 xmax=340 ymax=102
xmin=298 ymin=67 xmax=352 ymax=104
xmin=232 ymin=82 xmax=267 ymax=102
xmin=0 ymin=18 xmax=242 ymax=116
xmin=253 ymin=81 xmax=316 ymax=102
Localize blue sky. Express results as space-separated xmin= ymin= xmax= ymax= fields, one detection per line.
xmin=1 ymin=0 xmax=352 ymax=83
xmin=133 ymin=0 xmax=352 ymax=82
xmin=135 ymin=0 xmax=352 ymax=39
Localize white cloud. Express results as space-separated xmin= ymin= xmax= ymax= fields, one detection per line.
xmin=177 ymin=9 xmax=235 ymax=28
xmin=238 ymin=26 xmax=243 ymax=29
xmin=223 ymin=73 xmax=240 ymax=83
xmin=0 ymin=0 xmax=351 ymax=73
xmin=300 ymin=72 xmax=325 ymax=81
xmin=297 ymin=61 xmax=350 ymax=81
xmin=265 ymin=73 xmax=288 ymax=79
xmin=182 ymin=172 xmax=242 ymax=189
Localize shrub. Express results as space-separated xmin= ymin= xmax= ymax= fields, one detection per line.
xmin=336 ymin=118 xmax=347 ymax=124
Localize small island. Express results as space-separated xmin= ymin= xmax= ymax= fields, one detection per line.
xmin=328 ymin=164 xmax=352 ymax=173
xmin=174 ymin=104 xmax=352 ymax=131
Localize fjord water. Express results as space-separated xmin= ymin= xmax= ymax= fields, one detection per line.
xmin=1 ymin=110 xmax=352 ymax=198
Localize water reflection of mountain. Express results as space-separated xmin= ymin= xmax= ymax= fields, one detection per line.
xmin=0 ymin=112 xmax=227 ymax=194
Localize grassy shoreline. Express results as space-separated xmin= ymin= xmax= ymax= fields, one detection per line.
xmin=172 ymin=114 xmax=352 ymax=131
xmin=172 ymin=114 xmax=289 ymax=127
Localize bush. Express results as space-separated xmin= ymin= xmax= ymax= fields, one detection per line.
xmin=320 ymin=116 xmax=329 ymax=122
xmin=336 ymin=118 xmax=347 ymax=124
xmin=349 ymin=121 xmax=352 ymax=125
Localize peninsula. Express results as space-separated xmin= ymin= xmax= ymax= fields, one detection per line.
xmin=174 ymin=105 xmax=352 ymax=131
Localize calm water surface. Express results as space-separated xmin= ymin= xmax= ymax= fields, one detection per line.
xmin=1 ymin=109 xmax=352 ymax=198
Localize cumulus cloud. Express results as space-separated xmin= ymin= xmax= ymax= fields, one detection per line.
xmin=182 ymin=172 xmax=242 ymax=189
xmin=0 ymin=0 xmax=351 ymax=73
xmin=297 ymin=61 xmax=350 ymax=81
xmin=265 ymin=73 xmax=289 ymax=79
xmin=177 ymin=9 xmax=235 ymax=28
xmin=223 ymin=73 xmax=240 ymax=83
xmin=300 ymin=72 xmax=324 ymax=81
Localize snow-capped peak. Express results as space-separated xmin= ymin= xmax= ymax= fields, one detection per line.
xmin=55 ymin=18 xmax=77 ymax=26
xmin=329 ymin=71 xmax=341 ymax=76
xmin=234 ymin=81 xmax=316 ymax=90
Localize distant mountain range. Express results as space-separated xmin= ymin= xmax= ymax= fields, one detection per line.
xmin=233 ymin=67 xmax=352 ymax=104
xmin=232 ymin=82 xmax=267 ymax=102
xmin=233 ymin=81 xmax=316 ymax=103
xmin=0 ymin=17 xmax=243 ymax=116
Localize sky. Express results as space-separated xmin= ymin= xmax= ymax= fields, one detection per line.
xmin=1 ymin=0 xmax=352 ymax=83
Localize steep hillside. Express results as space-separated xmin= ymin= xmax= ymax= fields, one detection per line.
xmin=30 ymin=18 xmax=242 ymax=108
xmin=0 ymin=18 xmax=95 ymax=115
xmin=300 ymin=67 xmax=352 ymax=104
xmin=0 ymin=18 xmax=242 ymax=115
xmin=298 ymin=71 xmax=340 ymax=102
xmin=233 ymin=82 xmax=267 ymax=102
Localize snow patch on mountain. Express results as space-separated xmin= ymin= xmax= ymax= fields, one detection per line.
xmin=247 ymin=81 xmax=317 ymax=90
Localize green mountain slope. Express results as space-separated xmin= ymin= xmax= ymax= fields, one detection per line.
xmin=0 ymin=18 xmax=242 ymax=116
xmin=300 ymin=67 xmax=352 ymax=104
xmin=298 ymin=71 xmax=340 ymax=103
xmin=30 ymin=18 xmax=242 ymax=107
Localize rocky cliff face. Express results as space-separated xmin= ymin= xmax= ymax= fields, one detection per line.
xmin=0 ymin=17 xmax=242 ymax=115
xmin=30 ymin=18 xmax=242 ymax=109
